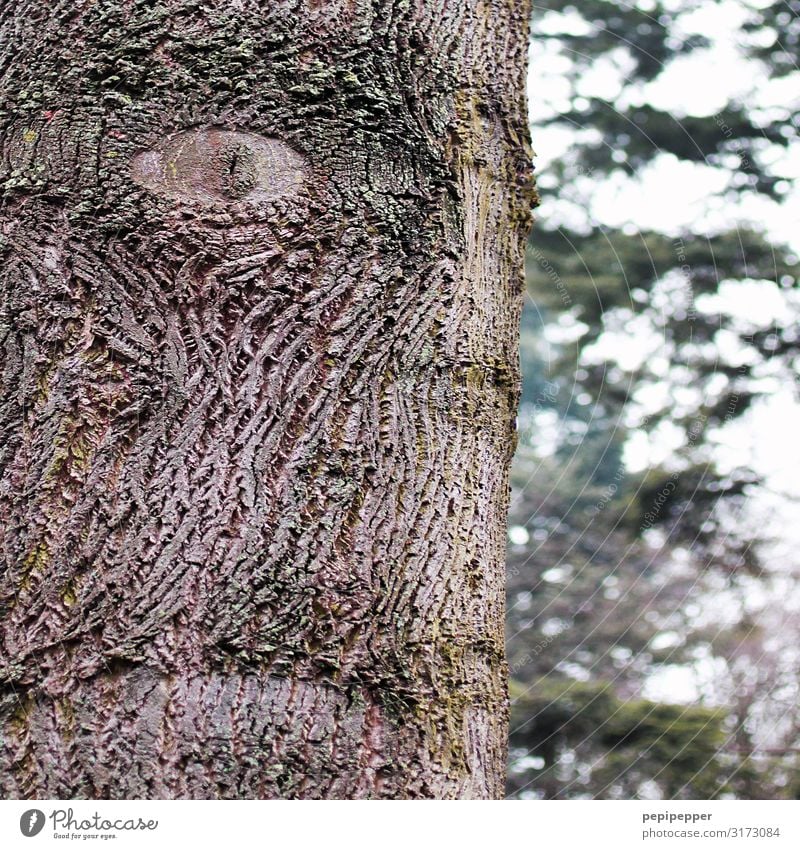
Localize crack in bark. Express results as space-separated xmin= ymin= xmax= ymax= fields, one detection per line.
xmin=0 ymin=0 xmax=535 ymax=799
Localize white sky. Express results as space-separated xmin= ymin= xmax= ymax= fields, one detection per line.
xmin=523 ymin=0 xmax=800 ymax=703
xmin=528 ymin=3 xmax=800 ymax=247
xmin=527 ymin=2 xmax=800 ymax=492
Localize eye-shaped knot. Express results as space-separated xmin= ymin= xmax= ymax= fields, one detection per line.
xmin=130 ymin=128 xmax=306 ymax=205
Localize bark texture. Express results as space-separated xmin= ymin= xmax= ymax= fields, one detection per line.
xmin=0 ymin=0 xmax=534 ymax=799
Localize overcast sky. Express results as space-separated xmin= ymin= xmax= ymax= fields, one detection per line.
xmin=521 ymin=0 xmax=800 ymax=704
xmin=526 ymin=0 xmax=800 ymax=500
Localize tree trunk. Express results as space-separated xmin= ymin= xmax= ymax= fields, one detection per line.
xmin=0 ymin=0 xmax=534 ymax=799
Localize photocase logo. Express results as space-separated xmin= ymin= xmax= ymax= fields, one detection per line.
xmin=14 ymin=807 xmax=159 ymax=839
xmin=19 ymin=809 xmax=45 ymax=837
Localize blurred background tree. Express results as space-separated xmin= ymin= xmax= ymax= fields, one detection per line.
xmin=507 ymin=0 xmax=800 ymax=799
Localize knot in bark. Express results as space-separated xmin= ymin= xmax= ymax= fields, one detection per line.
xmin=130 ymin=128 xmax=306 ymax=206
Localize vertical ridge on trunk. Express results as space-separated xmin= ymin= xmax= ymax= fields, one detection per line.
xmin=0 ymin=0 xmax=534 ymax=798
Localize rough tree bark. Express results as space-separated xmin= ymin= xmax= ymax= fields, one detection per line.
xmin=0 ymin=0 xmax=534 ymax=799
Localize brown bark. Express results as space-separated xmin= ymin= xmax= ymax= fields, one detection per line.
xmin=0 ymin=0 xmax=534 ymax=799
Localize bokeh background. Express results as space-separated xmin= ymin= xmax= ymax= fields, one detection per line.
xmin=506 ymin=0 xmax=800 ymax=798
